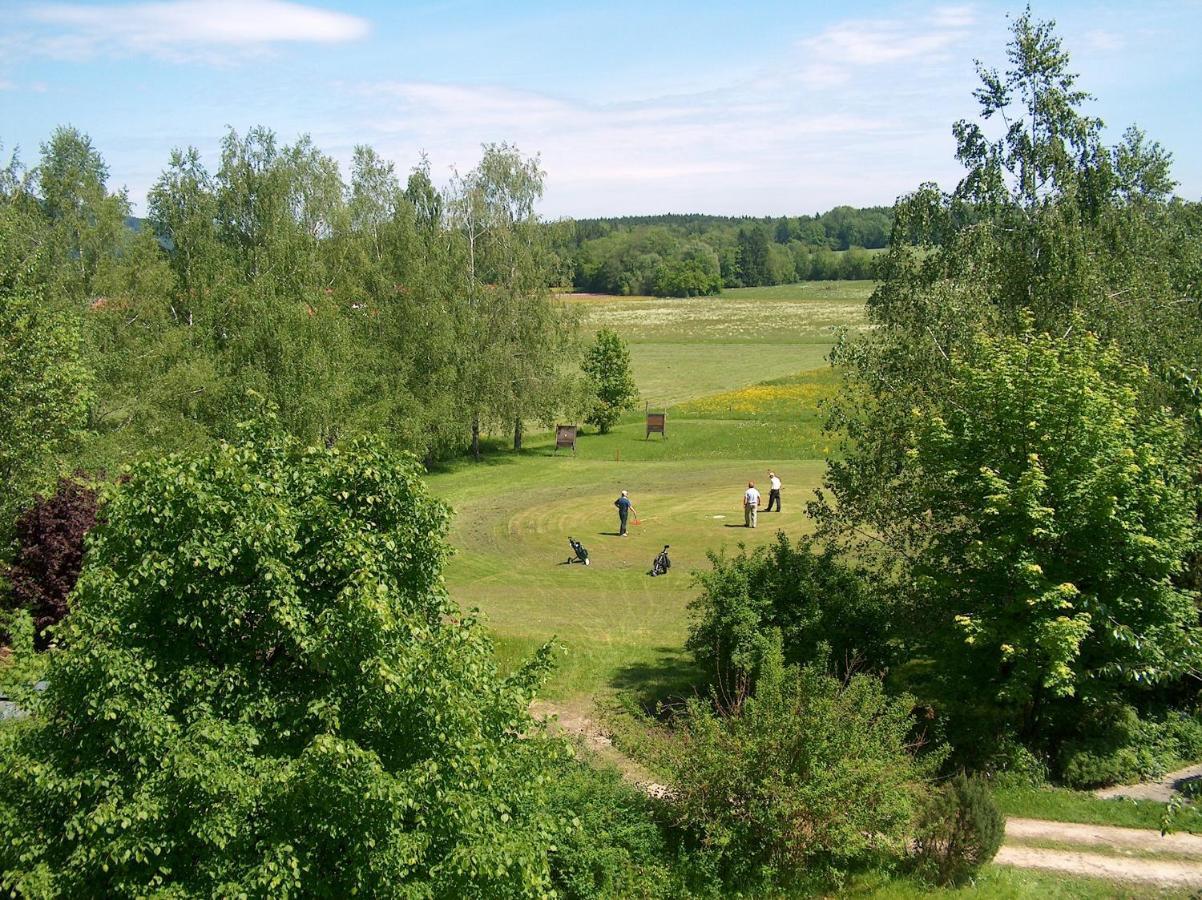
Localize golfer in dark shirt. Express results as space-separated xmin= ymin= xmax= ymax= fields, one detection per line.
xmin=614 ymin=490 xmax=635 ymax=536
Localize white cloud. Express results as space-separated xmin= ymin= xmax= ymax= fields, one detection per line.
xmin=796 ymin=6 xmax=977 ymax=87
xmin=0 ymin=80 xmax=13 ymax=91
xmin=348 ymin=78 xmax=927 ymax=216
xmin=23 ymin=0 xmax=369 ymax=62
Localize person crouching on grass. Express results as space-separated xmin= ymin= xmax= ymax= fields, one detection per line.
xmin=743 ymin=481 xmax=761 ymax=528
xmin=614 ymin=490 xmax=636 ymax=536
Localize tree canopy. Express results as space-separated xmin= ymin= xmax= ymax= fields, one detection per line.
xmin=0 ymin=418 xmax=576 ymax=896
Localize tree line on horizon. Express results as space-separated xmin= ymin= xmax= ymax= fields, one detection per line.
xmin=558 ymin=206 xmax=892 ymax=296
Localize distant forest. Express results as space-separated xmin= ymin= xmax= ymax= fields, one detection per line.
xmin=553 ymin=206 xmax=893 ymax=296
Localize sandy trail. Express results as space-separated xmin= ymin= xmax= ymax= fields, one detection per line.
xmin=1095 ymin=763 xmax=1202 ymax=803
xmin=995 ymin=845 xmax=1202 ymax=887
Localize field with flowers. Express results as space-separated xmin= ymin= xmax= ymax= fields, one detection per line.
xmin=427 ymin=282 xmax=868 ymax=697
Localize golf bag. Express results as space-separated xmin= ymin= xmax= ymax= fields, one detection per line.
xmin=568 ymin=537 xmax=590 ymax=566
xmin=650 ymin=545 xmax=671 ymax=577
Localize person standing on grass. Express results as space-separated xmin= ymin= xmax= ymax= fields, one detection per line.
xmin=743 ymin=481 xmax=761 ymax=528
xmin=614 ymin=490 xmax=636 ymax=536
xmin=767 ymin=470 xmax=782 ymax=512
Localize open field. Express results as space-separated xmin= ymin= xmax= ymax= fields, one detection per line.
xmin=430 ymin=282 xmax=868 ymax=697
xmin=559 ymin=280 xmax=871 ymax=406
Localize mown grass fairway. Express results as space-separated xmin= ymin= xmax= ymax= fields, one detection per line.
xmin=559 ymin=281 xmax=870 ymax=406
xmin=428 ymin=282 xmax=869 ymax=698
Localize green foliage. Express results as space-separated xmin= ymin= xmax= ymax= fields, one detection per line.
xmin=686 ymin=534 xmax=890 ymax=697
xmin=541 ymin=759 xmax=697 ymax=899
xmin=0 ymin=416 xmax=586 ymax=896
xmin=822 ymin=325 xmax=1200 ymax=759
xmin=649 ymin=637 xmax=931 ymax=889
xmin=565 ymin=209 xmax=890 ymax=295
xmin=36 ymin=126 xmax=132 ymax=303
xmin=0 ymin=275 xmax=92 ymax=547
xmin=913 ymin=774 xmax=1004 ymax=886
xmin=581 ymin=328 xmax=638 ymax=434
xmin=812 ymin=8 xmax=1202 ymax=787
xmin=1059 ymin=708 xmax=1202 ymax=789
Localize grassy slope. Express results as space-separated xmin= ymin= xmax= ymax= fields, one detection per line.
xmin=429 ymin=282 xmax=866 ymax=698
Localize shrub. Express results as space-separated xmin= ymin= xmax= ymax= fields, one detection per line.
xmin=687 ymin=534 xmax=889 ymax=698
xmin=650 ymin=635 xmax=933 ymax=889
xmin=981 ymin=738 xmax=1049 ymax=789
xmin=0 ymin=417 xmax=577 ymax=896
xmin=543 ymin=759 xmax=699 ymax=899
xmin=1058 ymin=707 xmax=1202 ymax=788
xmin=913 ymin=774 xmax=1004 ymax=886
xmin=4 ymin=475 xmax=98 ymax=649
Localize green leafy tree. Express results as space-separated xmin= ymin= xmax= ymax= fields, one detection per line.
xmin=816 ymin=11 xmax=1202 ymax=764
xmin=447 ymin=143 xmax=574 ymax=456
xmin=0 ymin=417 xmax=577 ymax=896
xmin=0 ymin=274 xmax=92 ymax=546
xmin=581 ymin=328 xmax=638 ymax=434
xmin=687 ymin=534 xmax=890 ymax=699
xmin=36 ymin=126 xmax=131 ymax=304
xmin=867 ymin=9 xmax=1198 ymax=380
xmin=821 ymin=326 xmax=1200 ymax=753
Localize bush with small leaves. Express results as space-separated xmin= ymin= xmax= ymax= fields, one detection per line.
xmin=687 ymin=534 xmax=890 ymax=698
xmin=649 ymin=636 xmax=934 ymax=889
xmin=913 ymin=774 xmax=1004 ymax=886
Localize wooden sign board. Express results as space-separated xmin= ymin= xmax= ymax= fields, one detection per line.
xmin=554 ymin=424 xmax=578 ymax=454
xmin=646 ymin=413 xmax=667 ymax=440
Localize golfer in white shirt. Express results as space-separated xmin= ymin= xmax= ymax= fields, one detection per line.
xmin=767 ymin=471 xmax=782 ymax=512
xmin=743 ymin=481 xmax=761 ymax=528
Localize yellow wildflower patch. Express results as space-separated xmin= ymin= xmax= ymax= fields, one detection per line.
xmin=679 ymin=372 xmax=838 ymax=417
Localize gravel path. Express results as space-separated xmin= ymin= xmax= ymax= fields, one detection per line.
xmin=1005 ymin=816 xmax=1202 ymax=856
xmin=1094 ymin=763 xmax=1202 ymax=803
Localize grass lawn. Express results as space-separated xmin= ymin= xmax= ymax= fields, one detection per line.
xmin=849 ymin=866 xmax=1192 ymax=898
xmin=995 ymin=785 xmax=1202 ymax=833
xmin=561 ymin=280 xmax=870 ymax=406
xmin=429 ymin=281 xmax=868 ymax=698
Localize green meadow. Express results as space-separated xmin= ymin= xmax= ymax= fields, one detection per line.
xmin=428 ymin=281 xmax=868 ymax=699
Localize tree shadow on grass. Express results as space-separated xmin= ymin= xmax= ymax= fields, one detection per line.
xmin=609 ymin=647 xmax=705 ymax=717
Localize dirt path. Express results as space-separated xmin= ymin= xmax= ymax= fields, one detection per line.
xmin=995 ymin=845 xmax=1202 ymax=887
xmin=530 ymin=700 xmax=673 ymax=799
xmin=1094 ymin=763 xmax=1202 ymax=803
xmin=1005 ymin=817 xmax=1202 ymax=856
xmin=532 ymin=700 xmax=1202 ymax=886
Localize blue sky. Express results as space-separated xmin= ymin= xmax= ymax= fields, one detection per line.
xmin=2 ymin=1 xmax=1200 ymax=217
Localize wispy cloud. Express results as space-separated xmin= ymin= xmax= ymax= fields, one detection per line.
xmin=335 ymin=6 xmax=984 ymax=214
xmin=21 ymin=0 xmax=369 ymax=62
xmin=796 ymin=5 xmax=978 ymax=87
xmin=349 ymin=78 xmax=917 ymax=215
